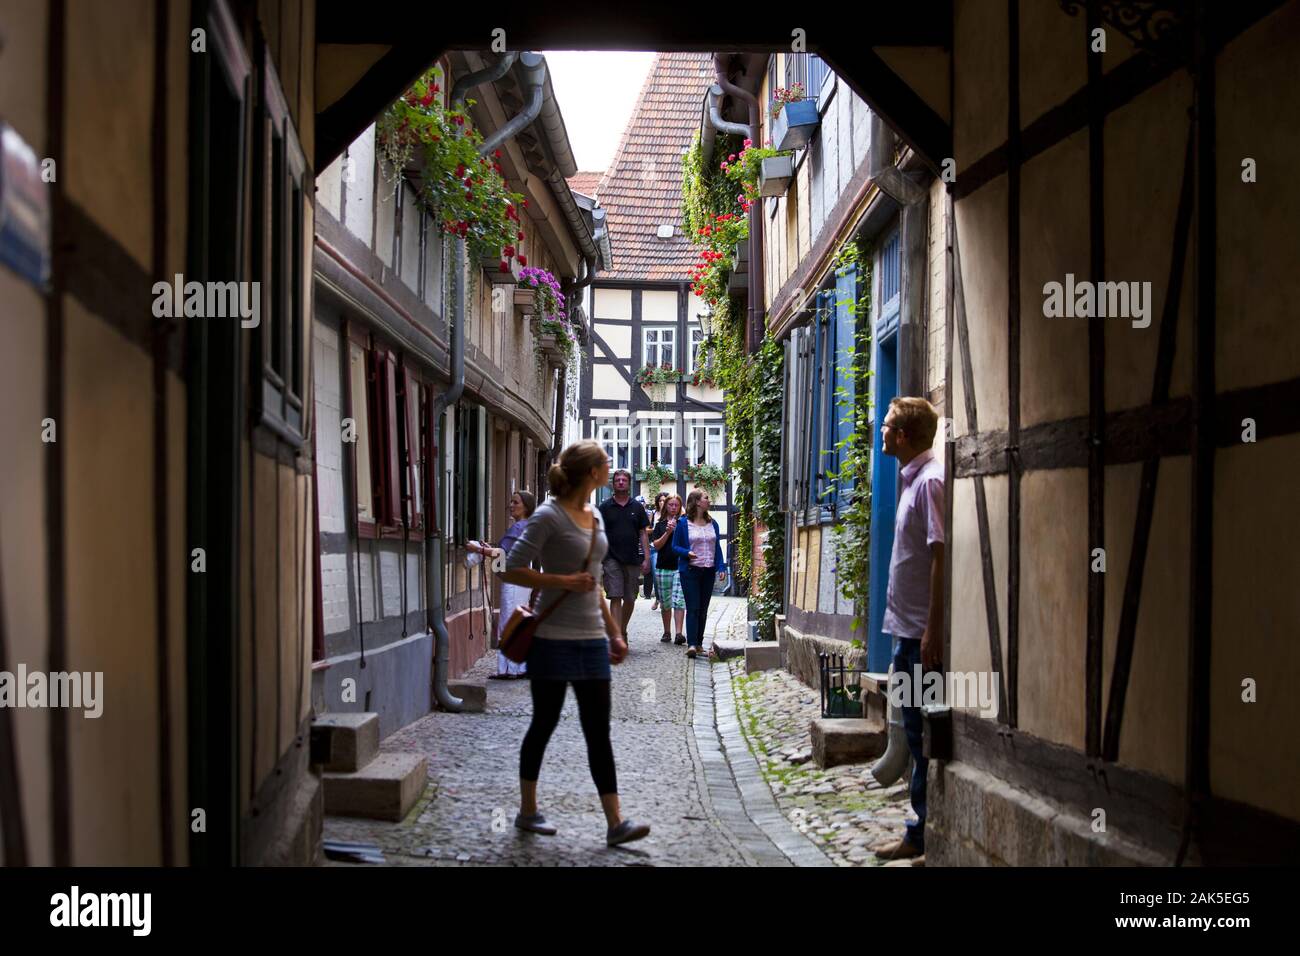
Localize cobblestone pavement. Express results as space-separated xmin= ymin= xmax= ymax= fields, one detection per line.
xmin=322 ymin=595 xmax=910 ymax=866
xmin=724 ymin=658 xmax=919 ymax=867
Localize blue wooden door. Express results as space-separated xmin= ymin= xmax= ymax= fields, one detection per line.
xmin=867 ymin=231 xmax=901 ymax=673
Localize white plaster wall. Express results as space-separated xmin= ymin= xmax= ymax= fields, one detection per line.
xmin=594 ymin=321 xmax=631 ymax=357
xmin=320 ymin=552 xmax=351 ymax=635
xmin=594 ymin=287 xmax=632 ymax=320
xmin=344 ymin=123 xmax=376 ymax=248
xmin=313 ymin=320 xmax=347 ymax=535
xmin=642 ymin=289 xmax=677 ymax=324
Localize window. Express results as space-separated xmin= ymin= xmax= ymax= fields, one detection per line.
xmin=256 ymin=44 xmax=308 ymax=444
xmin=688 ymin=324 xmax=707 ymax=374
xmin=348 ymin=337 xmax=374 ymax=525
xmin=691 ymin=423 xmax=725 ymax=469
xmin=399 ymin=364 xmax=428 ymax=534
xmin=643 ymin=327 xmax=676 ymax=369
xmin=454 ymin=404 xmax=486 ymax=544
xmin=807 ymin=54 xmax=831 ymax=101
xmin=642 ymin=423 xmax=675 ymax=469
xmin=598 ymin=423 xmax=631 ymax=472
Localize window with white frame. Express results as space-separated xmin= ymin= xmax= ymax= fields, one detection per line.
xmin=598 ymin=423 xmax=631 ymax=472
xmin=688 ymin=324 xmax=707 ymax=374
xmin=641 ymin=422 xmax=675 ymax=468
xmin=690 ymin=423 xmax=725 ymax=468
xmin=643 ymin=327 xmax=675 ymax=369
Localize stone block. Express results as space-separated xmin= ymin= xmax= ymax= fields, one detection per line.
xmin=311 ymin=712 xmax=380 ymax=772
xmin=744 ymin=641 xmax=781 ymax=673
xmin=811 ymin=717 xmax=887 ymax=768
xmin=711 ymin=639 xmax=747 ymax=661
xmin=323 ymin=753 xmax=428 ymax=822
xmin=446 ymin=680 xmax=487 ymax=713
xmin=861 ymin=672 xmax=889 ymax=722
xmin=782 ymin=624 xmax=866 ymax=690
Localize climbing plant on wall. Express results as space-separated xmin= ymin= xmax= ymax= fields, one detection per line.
xmin=824 ymin=238 xmax=874 ymax=631
xmin=750 ymin=333 xmax=785 ymax=640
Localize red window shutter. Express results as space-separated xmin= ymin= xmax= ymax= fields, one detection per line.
xmin=380 ymin=350 xmax=401 ymax=527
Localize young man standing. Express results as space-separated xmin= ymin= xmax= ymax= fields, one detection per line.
xmin=873 ymin=397 xmax=945 ymax=863
xmin=598 ymin=468 xmax=650 ymax=640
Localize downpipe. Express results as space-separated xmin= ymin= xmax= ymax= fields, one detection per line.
xmin=428 ymin=238 xmax=467 ymax=712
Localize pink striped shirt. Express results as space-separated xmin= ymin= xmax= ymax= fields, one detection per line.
xmin=881 ymin=448 xmax=945 ymax=640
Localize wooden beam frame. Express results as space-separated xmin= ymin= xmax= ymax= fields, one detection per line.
xmin=1005 ymin=0 xmax=1022 ymax=729
xmin=1102 ymin=125 xmax=1195 ymax=764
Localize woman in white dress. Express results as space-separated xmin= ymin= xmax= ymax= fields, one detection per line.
xmin=472 ymin=490 xmax=537 ymax=679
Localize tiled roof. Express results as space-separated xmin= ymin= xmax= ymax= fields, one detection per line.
xmin=596 ymin=52 xmax=714 ymax=281
xmin=567 ymin=170 xmax=604 ymax=198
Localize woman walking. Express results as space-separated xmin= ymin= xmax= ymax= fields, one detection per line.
xmin=672 ymin=489 xmax=728 ymax=659
xmin=476 ymin=491 xmax=537 ymax=680
xmin=647 ymin=492 xmax=668 ymax=609
xmin=499 ymin=440 xmax=651 ymax=847
xmin=651 ymin=494 xmax=686 ymax=644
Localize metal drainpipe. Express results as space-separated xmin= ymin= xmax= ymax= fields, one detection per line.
xmin=714 ymin=57 xmax=762 ymax=353
xmin=478 ymin=53 xmax=546 ymax=157
xmin=451 ymin=53 xmax=518 ymax=110
xmin=428 ymin=238 xmax=466 ymax=712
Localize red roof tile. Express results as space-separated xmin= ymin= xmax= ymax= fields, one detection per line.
xmin=567 ymin=170 xmax=604 ymax=198
xmin=596 ymin=53 xmax=714 ymax=281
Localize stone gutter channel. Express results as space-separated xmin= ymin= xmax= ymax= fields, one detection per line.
xmin=689 ymin=659 xmax=833 ymax=867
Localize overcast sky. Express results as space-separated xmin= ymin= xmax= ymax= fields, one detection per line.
xmin=544 ymin=51 xmax=655 ymax=173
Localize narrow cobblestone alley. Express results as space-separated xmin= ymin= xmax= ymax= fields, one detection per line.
xmin=323 ymin=597 xmax=910 ymax=866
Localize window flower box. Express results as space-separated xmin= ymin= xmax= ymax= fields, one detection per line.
xmin=758 ymin=154 xmax=794 ymax=196
xmin=732 ymin=240 xmax=748 ymax=274
xmin=727 ymin=268 xmax=748 ymax=293
xmin=513 ymin=287 xmax=535 ymax=309
xmin=771 ymin=99 xmax=820 ymax=152
xmin=482 ymin=254 xmax=521 ymax=282
xmin=537 ymin=332 xmax=566 ymax=368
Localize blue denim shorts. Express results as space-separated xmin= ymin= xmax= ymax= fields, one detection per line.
xmin=527 ymin=637 xmax=611 ymax=681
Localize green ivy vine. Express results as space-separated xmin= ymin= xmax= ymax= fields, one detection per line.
xmin=824 ymin=238 xmax=874 ymax=631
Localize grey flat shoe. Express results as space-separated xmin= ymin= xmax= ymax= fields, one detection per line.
xmin=514 ymin=813 xmax=557 ymax=835
xmin=607 ymin=819 xmax=651 ymax=847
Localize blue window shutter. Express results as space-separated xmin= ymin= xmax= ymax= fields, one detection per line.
xmin=834 ymin=265 xmax=857 ymax=506
xmin=807 ymin=298 xmax=824 ymax=508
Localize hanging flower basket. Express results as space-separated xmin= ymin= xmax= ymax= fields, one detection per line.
xmin=683 ymin=462 xmax=728 ymax=496
xmin=637 ymin=462 xmax=676 ymax=498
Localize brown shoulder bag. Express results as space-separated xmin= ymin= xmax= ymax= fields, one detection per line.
xmin=499 ymin=520 xmax=598 ymax=664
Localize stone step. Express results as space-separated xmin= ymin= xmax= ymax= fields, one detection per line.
xmin=744 ymin=641 xmax=781 ymax=674
xmin=711 ymin=639 xmax=747 ymax=661
xmin=310 ymin=712 xmax=380 ymax=773
xmin=811 ymin=716 xmax=888 ymax=769
xmin=323 ymin=752 xmax=428 ymax=822
xmin=446 ymin=679 xmax=486 ymax=713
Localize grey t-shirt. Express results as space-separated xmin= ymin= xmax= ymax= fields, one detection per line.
xmin=504 ymin=499 xmax=609 ymax=641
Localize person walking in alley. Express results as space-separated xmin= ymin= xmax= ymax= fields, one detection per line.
xmin=651 ymin=493 xmax=687 ymax=644
xmin=871 ymin=397 xmax=945 ymax=863
xmin=474 ymin=490 xmax=537 ymax=680
xmin=648 ymin=491 xmax=669 ymax=608
xmin=598 ymin=468 xmax=650 ymax=644
xmin=499 ymin=441 xmax=650 ymax=847
xmin=673 ymin=489 xmax=727 ymax=659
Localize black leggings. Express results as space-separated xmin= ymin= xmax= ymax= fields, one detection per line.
xmin=519 ymin=679 xmax=618 ymax=795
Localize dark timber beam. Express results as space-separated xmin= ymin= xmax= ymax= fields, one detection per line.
xmin=316 ymin=42 xmax=442 ymax=170
xmin=819 ymin=44 xmax=951 ymax=173
xmin=1102 ymin=126 xmax=1195 ymax=765
xmin=1085 ymin=0 xmax=1105 ymax=758
xmin=314 ymin=4 xmax=952 ymax=49
xmin=953 ymin=229 xmax=1009 ymax=724
xmin=954 ymin=0 xmax=1286 ymax=200
xmin=1005 ymin=0 xmax=1022 ymax=730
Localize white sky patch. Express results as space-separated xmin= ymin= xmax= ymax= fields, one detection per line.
xmin=543 ymin=51 xmax=655 ymax=172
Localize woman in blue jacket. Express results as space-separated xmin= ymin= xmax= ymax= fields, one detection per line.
xmin=673 ymin=489 xmax=728 ymax=659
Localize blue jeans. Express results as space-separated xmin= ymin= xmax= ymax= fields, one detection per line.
xmin=893 ymin=636 xmax=929 ymax=851
xmin=679 ymin=564 xmax=715 ymax=648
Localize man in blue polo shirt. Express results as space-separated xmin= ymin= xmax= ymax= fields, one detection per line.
xmin=598 ymin=469 xmax=650 ymax=641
